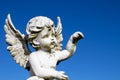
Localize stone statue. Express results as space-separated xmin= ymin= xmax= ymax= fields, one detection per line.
xmin=4 ymin=14 xmax=84 ymax=80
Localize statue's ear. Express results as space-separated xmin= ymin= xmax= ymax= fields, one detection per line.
xmin=33 ymin=39 xmax=40 ymax=45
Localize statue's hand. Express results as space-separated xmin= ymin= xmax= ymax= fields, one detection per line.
xmin=71 ymin=31 xmax=84 ymax=43
xmin=56 ymin=71 xmax=68 ymax=80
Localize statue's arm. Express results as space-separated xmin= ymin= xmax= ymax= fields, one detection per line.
xmin=29 ymin=53 xmax=68 ymax=79
xmin=58 ymin=32 xmax=84 ymax=61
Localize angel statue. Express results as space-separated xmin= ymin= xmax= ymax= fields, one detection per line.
xmin=4 ymin=14 xmax=84 ymax=80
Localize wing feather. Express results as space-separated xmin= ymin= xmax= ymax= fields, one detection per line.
xmin=4 ymin=14 xmax=30 ymax=69
xmin=55 ymin=17 xmax=63 ymax=50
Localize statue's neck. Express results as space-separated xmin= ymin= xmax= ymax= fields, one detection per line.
xmin=37 ymin=48 xmax=55 ymax=54
xmin=36 ymin=50 xmax=52 ymax=55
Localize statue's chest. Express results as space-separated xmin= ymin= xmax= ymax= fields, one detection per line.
xmin=36 ymin=54 xmax=57 ymax=68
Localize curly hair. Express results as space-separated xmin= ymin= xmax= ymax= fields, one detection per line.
xmin=26 ymin=16 xmax=54 ymax=50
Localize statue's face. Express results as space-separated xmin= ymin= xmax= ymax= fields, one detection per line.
xmin=36 ymin=26 xmax=57 ymax=51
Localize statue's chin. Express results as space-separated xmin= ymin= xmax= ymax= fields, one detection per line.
xmin=42 ymin=44 xmax=55 ymax=51
xmin=50 ymin=45 xmax=55 ymax=49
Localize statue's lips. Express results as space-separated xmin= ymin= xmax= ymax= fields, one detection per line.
xmin=50 ymin=42 xmax=56 ymax=48
xmin=51 ymin=42 xmax=56 ymax=45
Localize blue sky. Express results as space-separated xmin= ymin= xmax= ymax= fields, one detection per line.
xmin=0 ymin=0 xmax=120 ymax=80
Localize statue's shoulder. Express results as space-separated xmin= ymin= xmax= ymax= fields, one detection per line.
xmin=29 ymin=52 xmax=37 ymax=59
xmin=29 ymin=51 xmax=46 ymax=59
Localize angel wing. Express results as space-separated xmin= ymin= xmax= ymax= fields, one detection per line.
xmin=4 ymin=14 xmax=31 ymax=70
xmin=55 ymin=16 xmax=63 ymax=50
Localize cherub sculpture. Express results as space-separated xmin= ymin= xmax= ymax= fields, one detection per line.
xmin=4 ymin=14 xmax=84 ymax=80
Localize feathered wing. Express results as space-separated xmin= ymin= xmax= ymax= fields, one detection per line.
xmin=55 ymin=16 xmax=63 ymax=50
xmin=4 ymin=14 xmax=31 ymax=69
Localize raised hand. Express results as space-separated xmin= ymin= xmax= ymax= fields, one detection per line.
xmin=71 ymin=31 xmax=84 ymax=43
xmin=56 ymin=71 xmax=68 ymax=80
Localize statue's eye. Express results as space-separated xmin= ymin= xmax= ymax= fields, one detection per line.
xmin=42 ymin=34 xmax=49 ymax=38
xmin=48 ymin=28 xmax=51 ymax=31
xmin=51 ymin=24 xmax=54 ymax=27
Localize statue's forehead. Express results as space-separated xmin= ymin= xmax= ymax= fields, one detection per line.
xmin=38 ymin=27 xmax=54 ymax=37
xmin=43 ymin=26 xmax=55 ymax=32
